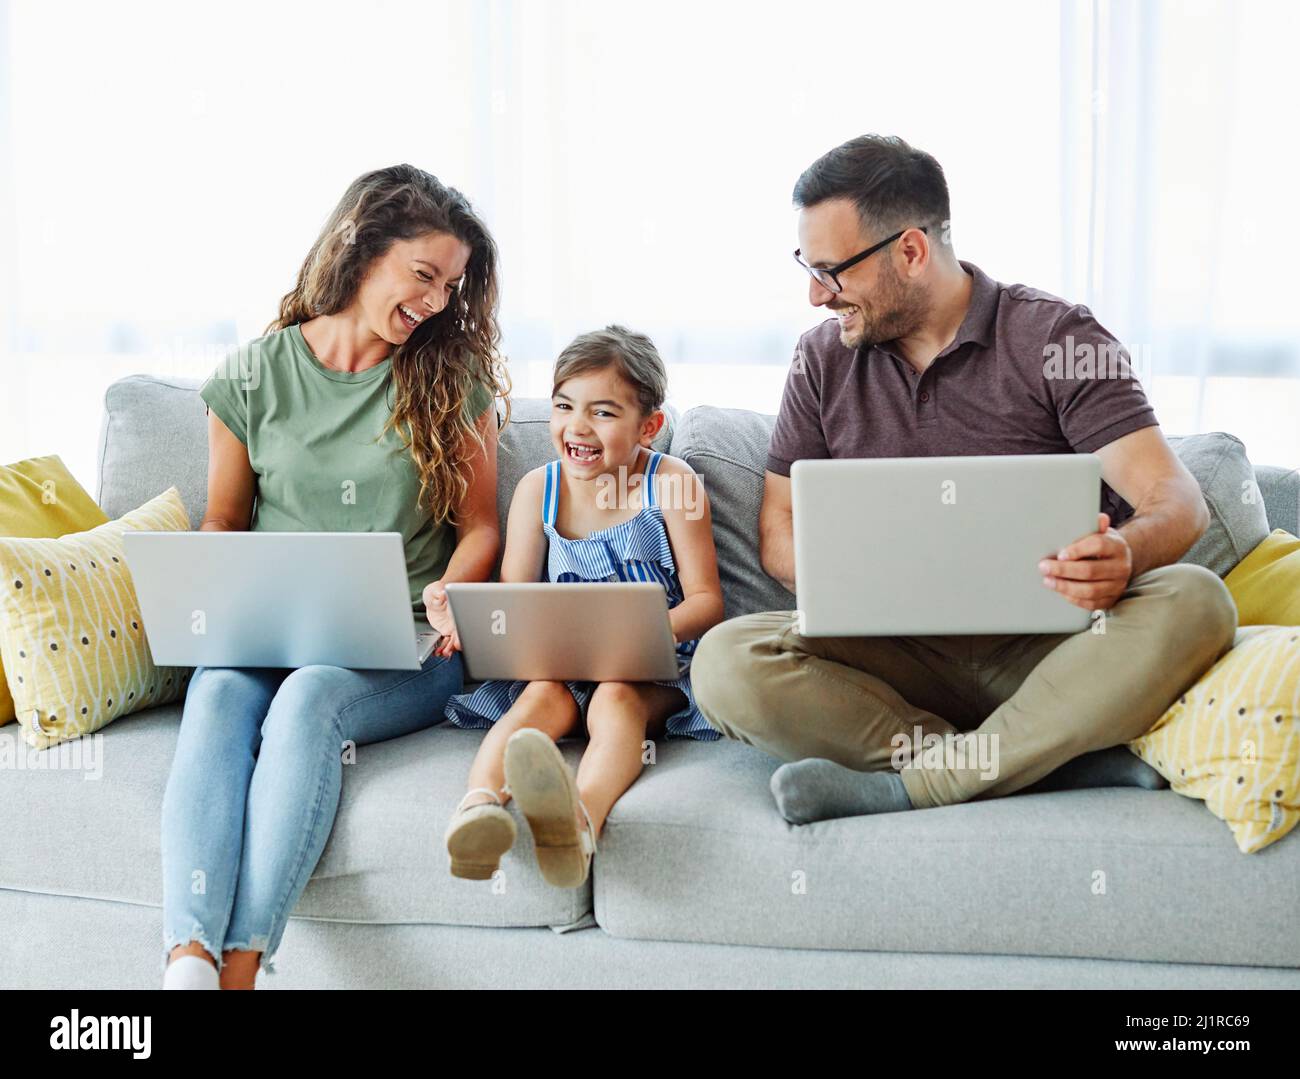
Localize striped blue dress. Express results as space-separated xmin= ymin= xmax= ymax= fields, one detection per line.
xmin=443 ymin=450 xmax=719 ymax=741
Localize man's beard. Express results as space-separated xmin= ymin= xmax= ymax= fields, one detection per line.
xmin=837 ymin=261 xmax=931 ymax=349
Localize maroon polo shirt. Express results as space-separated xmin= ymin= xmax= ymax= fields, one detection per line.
xmin=766 ymin=261 xmax=1159 ymax=526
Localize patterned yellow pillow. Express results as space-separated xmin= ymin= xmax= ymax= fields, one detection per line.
xmin=0 ymin=487 xmax=193 ymax=749
xmin=0 ymin=455 xmax=111 ymax=726
xmin=1129 ymin=626 xmax=1300 ymax=854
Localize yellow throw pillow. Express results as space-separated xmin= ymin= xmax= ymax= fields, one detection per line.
xmin=0 ymin=455 xmax=111 ymax=726
xmin=1129 ymin=626 xmax=1300 ymax=854
xmin=0 ymin=487 xmax=193 ymax=749
xmin=0 ymin=454 xmax=109 ymax=537
xmin=1225 ymin=529 xmax=1300 ymax=626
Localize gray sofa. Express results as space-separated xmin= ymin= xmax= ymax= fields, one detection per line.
xmin=3 ymin=374 xmax=1299 ymax=989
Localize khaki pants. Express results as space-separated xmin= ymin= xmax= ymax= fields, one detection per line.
xmin=690 ymin=563 xmax=1237 ymax=809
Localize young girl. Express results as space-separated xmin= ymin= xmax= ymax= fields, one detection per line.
xmin=438 ymin=325 xmax=724 ymax=888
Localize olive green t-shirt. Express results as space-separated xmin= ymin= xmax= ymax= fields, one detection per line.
xmin=198 ymin=323 xmax=494 ymax=614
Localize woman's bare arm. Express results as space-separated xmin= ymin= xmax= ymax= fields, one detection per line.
xmin=423 ymin=405 xmax=503 ymax=653
xmin=199 ymin=410 xmax=255 ymax=532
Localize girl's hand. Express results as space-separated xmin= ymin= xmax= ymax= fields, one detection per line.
xmin=436 ymin=632 xmax=461 ymax=658
xmin=423 ymin=581 xmax=462 ymax=657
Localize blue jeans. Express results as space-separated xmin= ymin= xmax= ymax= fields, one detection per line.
xmin=160 ymin=652 xmax=463 ymax=976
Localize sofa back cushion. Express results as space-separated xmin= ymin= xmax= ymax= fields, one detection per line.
xmin=96 ymin=378 xmax=674 ymax=574
xmin=96 ymin=375 xmax=1286 ymax=608
xmin=97 ymin=377 xmax=209 ymax=528
xmin=1255 ymin=464 xmax=1300 ymax=536
xmin=1167 ymin=433 xmax=1271 ymax=576
xmin=668 ymin=410 xmax=1276 ymax=617
xmin=667 ymin=406 xmax=797 ymax=618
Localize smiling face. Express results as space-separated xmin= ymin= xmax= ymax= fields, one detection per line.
xmin=797 ymin=197 xmax=930 ymax=349
xmin=356 ymin=231 xmax=472 ymax=346
xmin=550 ymin=365 xmax=664 ymax=480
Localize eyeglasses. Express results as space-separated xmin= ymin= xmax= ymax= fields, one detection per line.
xmin=793 ymin=226 xmax=927 ymax=294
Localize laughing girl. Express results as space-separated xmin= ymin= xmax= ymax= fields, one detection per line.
xmin=440 ymin=325 xmax=724 ymax=887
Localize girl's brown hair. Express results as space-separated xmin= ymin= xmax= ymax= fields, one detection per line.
xmin=551 ymin=324 xmax=667 ymax=416
xmin=268 ymin=164 xmax=510 ymax=526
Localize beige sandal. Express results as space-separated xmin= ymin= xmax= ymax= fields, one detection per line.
xmin=445 ymin=787 xmax=517 ymax=880
xmin=503 ymin=729 xmax=596 ymax=889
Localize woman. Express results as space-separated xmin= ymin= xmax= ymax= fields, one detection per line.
xmin=160 ymin=164 xmax=510 ymax=989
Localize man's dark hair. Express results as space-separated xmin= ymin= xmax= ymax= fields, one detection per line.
xmin=792 ymin=134 xmax=951 ymax=239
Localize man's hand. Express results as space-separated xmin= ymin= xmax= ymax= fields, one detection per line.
xmin=423 ymin=580 xmax=461 ymax=658
xmin=1038 ymin=513 xmax=1132 ymax=612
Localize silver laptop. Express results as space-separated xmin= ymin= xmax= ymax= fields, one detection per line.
xmin=791 ymin=454 xmax=1102 ymax=636
xmin=445 ymin=582 xmax=680 ymax=682
xmin=123 ymin=531 xmax=439 ymax=669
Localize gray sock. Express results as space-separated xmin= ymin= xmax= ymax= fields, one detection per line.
xmin=1023 ymin=745 xmax=1168 ymax=794
xmin=770 ymin=759 xmax=914 ymax=824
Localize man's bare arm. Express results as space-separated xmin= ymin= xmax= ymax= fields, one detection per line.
xmin=1096 ymin=426 xmax=1209 ymax=577
xmin=759 ymin=469 xmax=797 ymax=594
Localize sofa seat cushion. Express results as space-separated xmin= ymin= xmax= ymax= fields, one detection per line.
xmin=0 ymin=706 xmax=590 ymax=930
xmin=592 ymin=738 xmax=1300 ymax=967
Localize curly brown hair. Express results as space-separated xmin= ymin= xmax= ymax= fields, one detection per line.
xmin=268 ymin=164 xmax=511 ymax=527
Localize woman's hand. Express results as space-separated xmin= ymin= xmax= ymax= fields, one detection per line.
xmin=423 ymin=580 xmax=461 ymax=657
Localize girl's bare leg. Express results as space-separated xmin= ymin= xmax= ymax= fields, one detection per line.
xmin=577 ymin=682 xmax=684 ymax=835
xmin=463 ymin=680 xmax=580 ymax=808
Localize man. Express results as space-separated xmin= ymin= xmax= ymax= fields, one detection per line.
xmin=690 ymin=135 xmax=1237 ymax=823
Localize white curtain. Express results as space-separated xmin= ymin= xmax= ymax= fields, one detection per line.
xmin=1060 ymin=0 xmax=1300 ymax=465
xmin=1 ymin=0 xmax=1297 ymax=493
